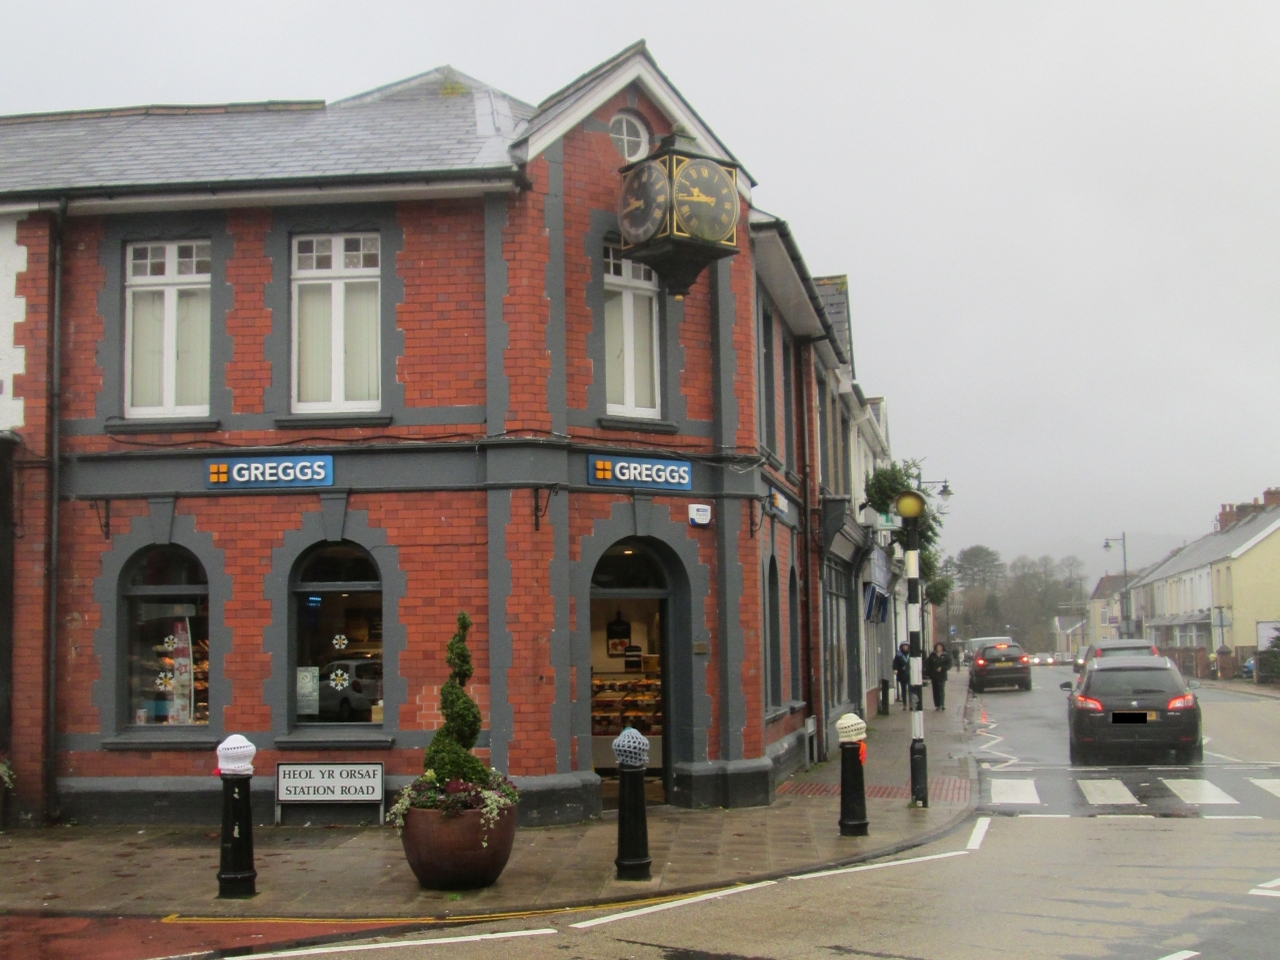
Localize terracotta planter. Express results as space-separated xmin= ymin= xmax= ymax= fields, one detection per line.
xmin=400 ymin=805 xmax=516 ymax=890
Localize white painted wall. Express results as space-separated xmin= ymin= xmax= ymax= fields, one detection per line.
xmin=0 ymin=215 xmax=27 ymax=430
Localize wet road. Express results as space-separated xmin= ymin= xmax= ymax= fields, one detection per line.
xmin=255 ymin=669 xmax=1280 ymax=960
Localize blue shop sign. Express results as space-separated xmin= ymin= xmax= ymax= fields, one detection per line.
xmin=588 ymin=454 xmax=692 ymax=490
xmin=205 ymin=455 xmax=334 ymax=489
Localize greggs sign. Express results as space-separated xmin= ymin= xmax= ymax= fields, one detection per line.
xmin=588 ymin=454 xmax=692 ymax=490
xmin=205 ymin=455 xmax=334 ymax=489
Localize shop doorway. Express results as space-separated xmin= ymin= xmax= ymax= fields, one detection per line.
xmin=590 ymin=539 xmax=668 ymax=806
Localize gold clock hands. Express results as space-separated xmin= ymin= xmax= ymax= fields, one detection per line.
xmin=677 ymin=188 xmax=718 ymax=205
xmin=623 ymin=197 xmax=645 ymax=214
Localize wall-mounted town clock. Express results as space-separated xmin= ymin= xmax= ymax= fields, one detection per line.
xmin=616 ymin=130 xmax=740 ymax=297
xmin=617 ymin=160 xmax=671 ymax=245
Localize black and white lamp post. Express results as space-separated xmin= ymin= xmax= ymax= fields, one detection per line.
xmin=895 ymin=490 xmax=929 ymax=808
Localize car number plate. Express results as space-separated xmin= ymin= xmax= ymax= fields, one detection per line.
xmin=1112 ymin=711 xmax=1155 ymax=724
xmin=993 ymin=662 xmax=1013 ymax=667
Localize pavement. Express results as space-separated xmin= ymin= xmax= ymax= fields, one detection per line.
xmin=1199 ymin=675 xmax=1280 ymax=699
xmin=0 ymin=674 xmax=976 ymax=960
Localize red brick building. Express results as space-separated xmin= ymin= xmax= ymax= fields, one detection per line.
xmin=0 ymin=43 xmax=870 ymax=824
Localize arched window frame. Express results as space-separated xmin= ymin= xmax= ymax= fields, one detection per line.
xmin=120 ymin=544 xmax=211 ymax=728
xmin=290 ymin=541 xmax=384 ymax=726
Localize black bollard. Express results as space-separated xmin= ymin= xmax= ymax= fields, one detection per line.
xmin=910 ymin=738 xmax=929 ymax=808
xmin=217 ymin=772 xmax=257 ymax=898
xmin=615 ymin=763 xmax=651 ymax=880
xmin=839 ymin=740 xmax=869 ymax=836
xmin=878 ymin=678 xmax=891 ymax=716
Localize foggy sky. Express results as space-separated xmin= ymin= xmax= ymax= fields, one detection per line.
xmin=3 ymin=1 xmax=1277 ymax=584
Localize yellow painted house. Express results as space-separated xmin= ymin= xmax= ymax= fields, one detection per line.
xmin=1132 ymin=505 xmax=1280 ymax=658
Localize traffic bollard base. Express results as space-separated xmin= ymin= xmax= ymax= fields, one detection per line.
xmin=909 ymin=738 xmax=929 ymax=808
xmin=217 ymin=870 xmax=258 ymax=899
xmin=614 ymin=856 xmax=653 ymax=881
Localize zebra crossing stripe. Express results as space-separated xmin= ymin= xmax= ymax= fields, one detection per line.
xmin=990 ymin=779 xmax=1040 ymax=804
xmin=1248 ymin=778 xmax=1280 ymax=799
xmin=1161 ymin=779 xmax=1239 ymax=805
xmin=1077 ymin=779 xmax=1140 ymax=805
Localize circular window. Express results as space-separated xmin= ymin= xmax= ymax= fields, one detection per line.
xmin=610 ymin=112 xmax=649 ymax=162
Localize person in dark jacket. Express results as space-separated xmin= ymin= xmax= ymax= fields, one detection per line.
xmin=892 ymin=642 xmax=911 ymax=710
xmin=926 ymin=642 xmax=952 ymax=710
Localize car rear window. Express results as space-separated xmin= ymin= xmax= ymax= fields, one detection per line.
xmin=1085 ymin=669 xmax=1183 ymax=697
xmin=1097 ymin=646 xmax=1156 ymax=658
xmin=982 ymin=645 xmax=1023 ymax=657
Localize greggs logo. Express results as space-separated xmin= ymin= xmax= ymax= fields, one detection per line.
xmin=587 ymin=455 xmax=692 ymax=490
xmin=204 ymin=455 xmax=334 ymax=489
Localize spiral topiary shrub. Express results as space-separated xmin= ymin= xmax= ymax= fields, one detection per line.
xmin=390 ymin=612 xmax=517 ymax=833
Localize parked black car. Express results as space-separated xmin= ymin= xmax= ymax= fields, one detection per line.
xmin=970 ymin=641 xmax=1031 ymax=693
xmin=1062 ymin=656 xmax=1202 ymax=765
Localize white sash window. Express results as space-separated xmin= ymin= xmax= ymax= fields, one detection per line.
xmin=603 ymin=244 xmax=660 ymax=419
xmin=125 ymin=241 xmax=211 ymax=418
xmin=291 ymin=234 xmax=381 ymax=413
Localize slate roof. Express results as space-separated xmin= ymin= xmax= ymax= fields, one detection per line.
xmin=0 ymin=66 xmax=535 ymax=199
xmin=1130 ymin=506 xmax=1280 ymax=587
xmin=1090 ymin=573 xmax=1136 ymax=601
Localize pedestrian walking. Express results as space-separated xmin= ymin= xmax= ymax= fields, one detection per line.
xmin=926 ymin=642 xmax=952 ymax=710
xmin=892 ymin=642 xmax=911 ymax=709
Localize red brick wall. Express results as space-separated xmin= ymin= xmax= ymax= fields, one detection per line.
xmin=55 ymin=500 xmax=149 ymax=736
xmin=59 ymin=219 xmax=105 ymax=421
xmin=10 ymin=214 xmax=53 ymax=815
xmin=397 ymin=200 xmax=486 ymax=408
xmin=502 ymin=157 xmax=551 ymax=436
xmin=505 ymin=489 xmax=558 ymax=776
xmin=355 ymin=491 xmax=489 ymax=731
xmin=225 ymin=210 xmax=273 ymax=414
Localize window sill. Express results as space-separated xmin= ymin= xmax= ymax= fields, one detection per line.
xmin=787 ymin=700 xmax=807 ymax=715
xmin=106 ymin=418 xmax=220 ymax=435
xmin=598 ymin=416 xmax=679 ymax=435
xmin=764 ymin=706 xmax=790 ymax=725
xmin=103 ymin=732 xmax=221 ymax=751
xmin=275 ymin=414 xmax=393 ymax=429
xmin=275 ymin=728 xmax=394 ymax=750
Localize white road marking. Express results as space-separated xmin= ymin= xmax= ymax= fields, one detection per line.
xmin=1019 ymin=813 xmax=1070 ymax=818
xmin=966 ymin=817 xmax=991 ymax=849
xmin=1204 ymin=815 xmax=1262 ymax=820
xmin=1078 ymin=779 xmax=1141 ymax=805
xmin=1162 ymin=779 xmax=1239 ymax=805
xmin=1249 ymin=778 xmax=1280 ymax=799
xmin=789 ymin=849 xmax=969 ymax=881
xmin=570 ymin=881 xmax=775 ymax=928
xmin=1253 ymin=875 xmax=1280 ymax=889
xmin=1154 ymin=951 xmax=1200 ymax=960
xmin=1249 ymin=888 xmax=1280 ymax=897
xmin=242 ymin=928 xmax=558 ymax=958
xmin=990 ymin=779 xmax=1040 ymax=804
xmin=1095 ymin=814 xmax=1155 ymax=818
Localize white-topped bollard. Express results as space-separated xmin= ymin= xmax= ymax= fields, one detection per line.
xmin=215 ymin=734 xmax=257 ymax=898
xmin=836 ymin=713 xmax=869 ymax=837
xmin=612 ymin=727 xmax=651 ymax=880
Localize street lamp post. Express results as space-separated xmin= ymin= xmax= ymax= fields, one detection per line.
xmin=1103 ymin=534 xmax=1130 ymax=639
xmin=895 ymin=489 xmax=928 ymax=807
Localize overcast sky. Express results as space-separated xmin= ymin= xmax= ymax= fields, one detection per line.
xmin=3 ymin=1 xmax=1277 ymax=583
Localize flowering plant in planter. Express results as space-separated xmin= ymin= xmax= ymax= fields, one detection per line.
xmin=0 ymin=753 xmax=13 ymax=792
xmin=389 ymin=611 xmax=519 ymax=838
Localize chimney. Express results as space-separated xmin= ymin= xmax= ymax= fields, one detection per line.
xmin=1264 ymin=488 xmax=1280 ymax=507
xmin=1218 ymin=503 xmax=1237 ymax=531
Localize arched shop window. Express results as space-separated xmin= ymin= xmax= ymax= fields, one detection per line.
xmin=123 ymin=545 xmax=210 ymax=726
xmin=293 ymin=542 xmax=383 ymax=724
